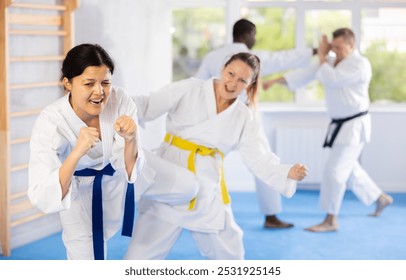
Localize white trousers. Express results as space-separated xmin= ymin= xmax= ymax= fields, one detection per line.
xmin=320 ymin=142 xmax=382 ymax=215
xmin=61 ymin=150 xmax=198 ymax=260
xmin=137 ymin=150 xmax=198 ymax=205
xmin=255 ymin=177 xmax=282 ymax=215
xmin=60 ymin=198 xmax=108 ymax=260
xmin=123 ymin=208 xmax=244 ymax=260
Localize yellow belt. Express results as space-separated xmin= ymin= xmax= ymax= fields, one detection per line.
xmin=164 ymin=133 xmax=231 ymax=210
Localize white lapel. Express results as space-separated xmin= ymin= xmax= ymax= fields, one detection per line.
xmin=179 ymin=79 xmax=238 ymax=141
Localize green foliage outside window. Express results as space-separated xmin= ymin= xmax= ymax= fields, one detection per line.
xmin=172 ymin=9 xmax=225 ymax=81
xmin=365 ymin=41 xmax=406 ymax=103
xmin=251 ymin=8 xmax=296 ymax=102
xmin=253 ymin=8 xmax=296 ymax=51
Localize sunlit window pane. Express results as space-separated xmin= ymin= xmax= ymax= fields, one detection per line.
xmin=305 ymin=10 xmax=351 ymax=48
xmin=301 ymin=10 xmax=351 ymax=104
xmin=242 ymin=7 xmax=296 ymax=102
xmin=172 ymin=8 xmax=225 ymax=81
xmin=361 ymin=8 xmax=406 ymax=103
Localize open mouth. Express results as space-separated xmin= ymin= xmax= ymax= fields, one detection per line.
xmin=225 ymin=85 xmax=235 ymax=94
xmin=89 ymin=97 xmax=104 ymax=105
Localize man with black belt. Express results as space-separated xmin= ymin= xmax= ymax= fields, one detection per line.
xmin=262 ymin=27 xmax=393 ymax=232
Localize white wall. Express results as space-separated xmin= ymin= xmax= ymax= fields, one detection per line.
xmin=75 ymin=0 xmax=172 ymax=150
xmin=75 ymin=0 xmax=171 ymax=94
xmin=362 ymin=109 xmax=406 ymax=192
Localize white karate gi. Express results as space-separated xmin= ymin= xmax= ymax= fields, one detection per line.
xmin=28 ymin=86 xmax=146 ymax=260
xmin=194 ymin=42 xmax=314 ymax=216
xmin=284 ymin=50 xmax=382 ymax=215
xmin=124 ymin=78 xmax=297 ymax=260
xmin=195 ymin=42 xmax=313 ymax=79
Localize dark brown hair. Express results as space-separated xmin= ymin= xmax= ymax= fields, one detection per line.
xmin=61 ymin=43 xmax=115 ymax=81
xmin=332 ymin=27 xmax=355 ymax=46
xmin=224 ymin=52 xmax=261 ymax=108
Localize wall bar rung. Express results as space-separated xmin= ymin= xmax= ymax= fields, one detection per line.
xmin=10 ymin=137 xmax=30 ymax=145
xmin=10 ymin=199 xmax=33 ymax=216
xmin=10 ymin=191 xmax=27 ymax=201
xmin=10 ymin=3 xmax=67 ymax=11
xmin=11 ymin=212 xmax=46 ymax=228
xmin=10 ymin=81 xmax=61 ymax=90
xmin=9 ymin=29 xmax=67 ymax=36
xmin=9 ymin=14 xmax=62 ymax=26
xmin=10 ymin=55 xmax=64 ymax=62
xmin=10 ymin=109 xmax=42 ymax=118
xmin=10 ymin=163 xmax=28 ymax=173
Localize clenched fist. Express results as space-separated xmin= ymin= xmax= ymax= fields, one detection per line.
xmin=114 ymin=115 xmax=137 ymax=142
xmin=288 ymin=163 xmax=308 ymax=181
xmin=73 ymin=127 xmax=100 ymax=157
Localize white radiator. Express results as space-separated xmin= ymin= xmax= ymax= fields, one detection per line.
xmin=275 ymin=126 xmax=328 ymax=184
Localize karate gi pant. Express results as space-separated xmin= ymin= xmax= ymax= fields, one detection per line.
xmin=123 ymin=207 xmax=244 ymax=260
xmin=255 ymin=177 xmax=282 ymax=215
xmin=61 ymin=151 xmax=198 ymax=260
xmin=320 ymin=142 xmax=382 ymax=215
xmin=137 ymin=150 xmax=199 ymax=205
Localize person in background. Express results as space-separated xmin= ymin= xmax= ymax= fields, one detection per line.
xmin=262 ymin=28 xmax=393 ymax=232
xmin=125 ymin=52 xmax=308 ymax=260
xmin=195 ymin=18 xmax=317 ymax=229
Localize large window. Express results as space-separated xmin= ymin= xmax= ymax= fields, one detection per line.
xmin=172 ymin=8 xmax=225 ymax=81
xmin=171 ymin=0 xmax=406 ymax=104
xmin=361 ymin=8 xmax=406 ymax=103
xmin=298 ymin=9 xmax=352 ymax=104
xmin=243 ymin=7 xmax=297 ymax=102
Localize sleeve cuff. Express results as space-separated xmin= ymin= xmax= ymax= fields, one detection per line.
xmin=29 ymin=169 xmax=72 ymax=214
xmin=282 ymin=178 xmax=297 ymax=198
xmin=278 ymin=165 xmax=297 ymax=198
xmin=127 ymin=146 xmax=145 ymax=183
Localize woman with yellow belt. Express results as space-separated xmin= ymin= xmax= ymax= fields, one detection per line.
xmin=125 ymin=52 xmax=308 ymax=260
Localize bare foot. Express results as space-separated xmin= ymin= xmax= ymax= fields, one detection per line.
xmin=369 ymin=193 xmax=393 ymax=217
xmin=305 ymin=214 xmax=338 ymax=232
xmin=264 ymin=215 xmax=294 ymax=229
xmin=305 ymin=222 xmax=338 ymax=232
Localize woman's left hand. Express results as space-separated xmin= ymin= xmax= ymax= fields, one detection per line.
xmin=288 ymin=163 xmax=308 ymax=181
xmin=114 ymin=115 xmax=137 ymax=142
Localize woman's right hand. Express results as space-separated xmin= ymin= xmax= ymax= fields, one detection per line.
xmin=288 ymin=163 xmax=308 ymax=181
xmin=72 ymin=127 xmax=100 ymax=157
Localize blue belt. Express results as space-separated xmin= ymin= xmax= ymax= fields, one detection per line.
xmin=74 ymin=163 xmax=135 ymax=260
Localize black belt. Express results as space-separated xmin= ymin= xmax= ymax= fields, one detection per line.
xmin=323 ymin=110 xmax=368 ymax=148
